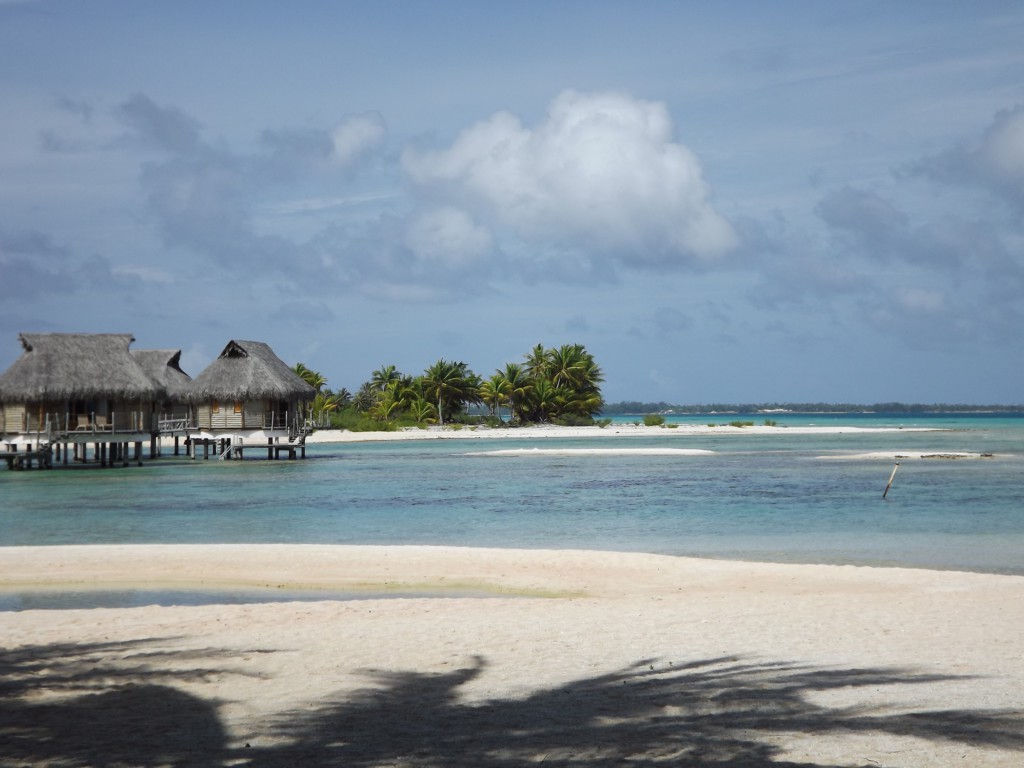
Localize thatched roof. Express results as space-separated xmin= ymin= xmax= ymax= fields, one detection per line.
xmin=182 ymin=340 xmax=315 ymax=402
xmin=131 ymin=349 xmax=192 ymax=398
xmin=0 ymin=333 xmax=165 ymax=404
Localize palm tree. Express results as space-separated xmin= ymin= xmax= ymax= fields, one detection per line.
xmin=409 ymin=396 xmax=437 ymax=425
xmin=344 ymin=342 xmax=603 ymax=426
xmin=561 ymin=347 xmax=604 ymax=418
xmin=293 ymin=362 xmax=327 ymax=392
xmin=523 ymin=343 xmax=549 ymax=381
xmin=497 ymin=363 xmax=531 ymax=423
xmin=561 ymin=387 xmax=604 ymax=419
xmin=526 ymin=378 xmax=564 ymax=423
xmin=522 ymin=343 xmax=605 ymax=421
xmin=352 ymin=381 xmax=377 ymax=413
xmin=331 ymin=387 xmax=353 ymax=408
xmin=479 ymin=374 xmax=511 ymax=421
xmin=548 ymin=344 xmax=588 ymax=390
xmin=369 ymin=388 xmax=404 ymax=421
xmin=371 ymin=365 xmax=401 ymax=393
xmin=309 ymin=391 xmax=343 ymax=426
xmin=421 ymin=359 xmax=479 ymax=425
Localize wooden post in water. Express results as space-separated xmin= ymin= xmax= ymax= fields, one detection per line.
xmin=883 ymin=461 xmax=900 ymax=499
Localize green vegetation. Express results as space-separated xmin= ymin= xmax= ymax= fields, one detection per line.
xmin=293 ymin=362 xmax=350 ymax=427
xmin=296 ymin=365 xmax=1023 ymax=432
xmin=294 ymin=342 xmax=604 ymax=430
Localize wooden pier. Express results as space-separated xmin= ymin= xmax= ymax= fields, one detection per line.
xmin=187 ymin=435 xmax=307 ymax=461
xmin=2 ymin=430 xmax=311 ymax=470
xmin=1 ymin=444 xmax=52 ymax=470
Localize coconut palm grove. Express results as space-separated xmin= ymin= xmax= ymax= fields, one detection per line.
xmin=293 ymin=343 xmax=604 ymax=430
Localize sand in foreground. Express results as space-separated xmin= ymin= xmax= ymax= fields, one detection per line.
xmin=3 ymin=545 xmax=1023 ymax=767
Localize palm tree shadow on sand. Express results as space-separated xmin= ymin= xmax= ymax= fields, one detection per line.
xmin=3 ymin=641 xmax=1024 ymax=767
xmin=0 ymin=638 xmax=243 ymax=767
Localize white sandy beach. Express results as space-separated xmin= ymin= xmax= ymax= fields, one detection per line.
xmin=3 ymin=544 xmax=1023 ymax=766
xmin=304 ymin=422 xmax=939 ymax=443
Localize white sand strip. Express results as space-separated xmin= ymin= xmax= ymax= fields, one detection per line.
xmin=305 ymin=423 xmax=939 ymax=443
xmin=819 ymin=451 xmax=998 ymax=460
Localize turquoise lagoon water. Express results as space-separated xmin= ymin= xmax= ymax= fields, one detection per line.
xmin=2 ymin=413 xmax=1022 ymax=580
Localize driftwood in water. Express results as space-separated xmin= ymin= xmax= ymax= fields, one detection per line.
xmin=882 ymin=461 xmax=900 ymax=499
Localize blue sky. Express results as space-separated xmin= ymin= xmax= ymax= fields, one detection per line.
xmin=2 ymin=1 xmax=1023 ymax=404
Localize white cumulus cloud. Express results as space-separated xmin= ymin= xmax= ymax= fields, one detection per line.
xmin=912 ymin=104 xmax=1024 ymax=209
xmin=896 ymin=287 xmax=947 ymax=315
xmin=402 ymin=90 xmax=737 ymax=268
xmin=980 ymin=105 xmax=1024 ymax=183
xmin=331 ymin=112 xmax=387 ymax=165
xmin=404 ymin=207 xmax=493 ymax=270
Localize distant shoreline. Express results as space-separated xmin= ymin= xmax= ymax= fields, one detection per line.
xmin=602 ymin=403 xmax=1024 ymax=415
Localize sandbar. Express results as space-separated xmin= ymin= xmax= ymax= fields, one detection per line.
xmin=305 ymin=422 xmax=938 ymax=443
xmin=3 ymin=544 xmax=1023 ymax=766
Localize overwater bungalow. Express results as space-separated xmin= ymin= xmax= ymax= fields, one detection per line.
xmin=131 ymin=348 xmax=193 ymax=456
xmin=131 ymin=349 xmax=192 ymax=424
xmin=0 ymin=333 xmax=167 ymax=467
xmin=181 ymin=340 xmax=315 ymax=459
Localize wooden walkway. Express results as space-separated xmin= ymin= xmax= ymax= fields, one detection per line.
xmin=187 ymin=435 xmax=307 ymax=461
xmin=3 ymin=431 xmax=157 ymax=470
xmin=3 ymin=428 xmax=311 ymax=471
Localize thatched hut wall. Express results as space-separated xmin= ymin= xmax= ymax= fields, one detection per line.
xmin=3 ymin=404 xmax=24 ymax=434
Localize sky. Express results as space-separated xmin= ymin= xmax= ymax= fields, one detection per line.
xmin=1 ymin=1 xmax=1023 ymax=405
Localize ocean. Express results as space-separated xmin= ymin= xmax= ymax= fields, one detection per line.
xmin=2 ymin=413 xmax=1022 ymax=577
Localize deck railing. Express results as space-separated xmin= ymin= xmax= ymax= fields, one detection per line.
xmin=24 ymin=411 xmax=155 ymax=436
xmin=158 ymin=416 xmax=191 ymax=433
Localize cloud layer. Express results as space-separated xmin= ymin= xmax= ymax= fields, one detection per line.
xmin=1 ymin=0 xmax=1022 ymax=406
xmin=912 ymin=104 xmax=1024 ymax=210
xmin=403 ymin=91 xmax=738 ymax=272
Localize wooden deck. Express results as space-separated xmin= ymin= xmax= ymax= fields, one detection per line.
xmin=187 ymin=435 xmax=307 ymax=461
xmin=3 ymin=431 xmax=156 ymax=470
xmin=2 ymin=425 xmax=312 ymax=470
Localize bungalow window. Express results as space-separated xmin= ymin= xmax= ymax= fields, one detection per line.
xmin=233 ymin=401 xmax=243 ymax=414
xmin=212 ymin=399 xmax=220 ymax=413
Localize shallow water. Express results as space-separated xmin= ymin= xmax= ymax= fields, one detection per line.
xmin=2 ymin=414 xmax=1022 ymax=576
xmin=0 ymin=587 xmax=506 ymax=612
